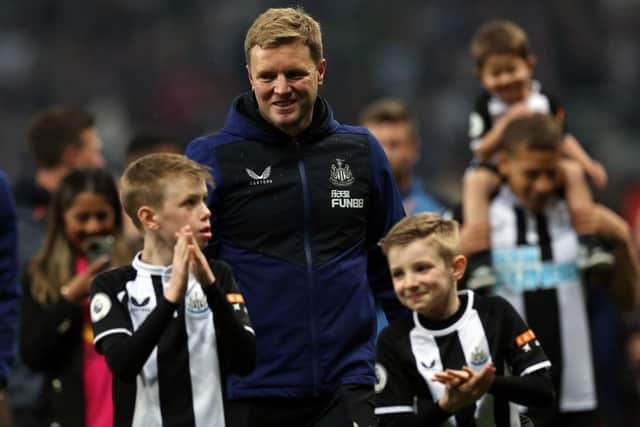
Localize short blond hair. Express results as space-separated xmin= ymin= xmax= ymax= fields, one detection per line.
xmin=244 ymin=7 xmax=323 ymax=66
xmin=470 ymin=20 xmax=529 ymax=68
xmin=379 ymin=213 xmax=460 ymax=265
xmin=120 ymin=153 xmax=212 ymax=229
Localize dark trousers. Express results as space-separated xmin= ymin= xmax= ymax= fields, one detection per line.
xmin=527 ymin=407 xmax=603 ymax=427
xmin=225 ymin=384 xmax=377 ymax=427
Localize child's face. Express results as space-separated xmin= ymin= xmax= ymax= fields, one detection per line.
xmin=154 ymin=176 xmax=211 ymax=248
xmin=478 ymin=53 xmax=534 ymax=105
xmin=387 ymin=237 xmax=463 ymax=320
xmin=64 ymin=191 xmax=117 ymax=253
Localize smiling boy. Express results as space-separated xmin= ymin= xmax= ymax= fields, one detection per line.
xmin=374 ymin=213 xmax=554 ymax=426
xmin=89 ymin=153 xmax=255 ymax=427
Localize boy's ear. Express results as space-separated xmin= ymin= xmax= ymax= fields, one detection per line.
xmin=527 ymin=54 xmax=537 ymax=69
xmin=137 ymin=205 xmax=159 ymax=230
xmin=451 ymin=255 xmax=467 ymax=281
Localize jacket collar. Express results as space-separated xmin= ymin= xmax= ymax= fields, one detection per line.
xmin=221 ymin=92 xmax=338 ymax=144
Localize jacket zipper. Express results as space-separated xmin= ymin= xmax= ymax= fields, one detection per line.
xmin=295 ymin=139 xmax=320 ymax=395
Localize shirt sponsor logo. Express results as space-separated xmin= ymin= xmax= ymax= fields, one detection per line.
xmin=329 ymin=158 xmax=355 ymax=187
xmin=492 ymin=245 xmax=579 ymax=291
xmin=330 ymin=189 xmax=364 ymax=209
xmin=246 ymin=166 xmax=273 ymax=186
xmin=90 ymin=292 xmax=111 ymax=323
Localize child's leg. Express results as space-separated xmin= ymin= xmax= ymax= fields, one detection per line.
xmin=561 ymin=158 xmax=615 ymax=271
xmin=561 ymin=158 xmax=595 ymax=235
xmin=462 ymin=167 xmax=501 ymax=254
xmin=461 ymin=167 xmax=501 ymax=290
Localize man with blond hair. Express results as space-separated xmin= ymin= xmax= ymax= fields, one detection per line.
xmin=186 ymin=7 xmax=406 ymax=427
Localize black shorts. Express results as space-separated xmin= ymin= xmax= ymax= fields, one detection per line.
xmin=225 ymin=384 xmax=377 ymax=427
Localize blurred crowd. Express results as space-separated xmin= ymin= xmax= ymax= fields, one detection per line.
xmin=1 ymin=0 xmax=639 ymax=207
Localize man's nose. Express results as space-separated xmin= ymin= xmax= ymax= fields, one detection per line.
xmin=533 ymin=174 xmax=555 ymax=193
xmin=273 ymin=75 xmax=291 ymax=94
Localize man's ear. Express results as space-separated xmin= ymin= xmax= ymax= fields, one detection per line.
xmin=138 ymin=206 xmax=159 ymax=230
xmin=451 ymin=254 xmax=467 ymax=281
xmin=246 ymin=63 xmax=254 ymax=91
xmin=317 ymin=58 xmax=327 ymax=86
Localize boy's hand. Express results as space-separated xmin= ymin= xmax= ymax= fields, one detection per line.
xmin=586 ymin=160 xmax=607 ymax=189
xmin=164 ymin=226 xmax=192 ymax=303
xmin=61 ymin=255 xmax=110 ymax=303
xmin=434 ymin=363 xmax=495 ymax=412
xmin=189 ymin=237 xmax=216 ymax=288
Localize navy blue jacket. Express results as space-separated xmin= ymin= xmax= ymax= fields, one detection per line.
xmin=186 ymin=94 xmax=406 ymax=398
xmin=0 ymin=171 xmax=20 ymax=387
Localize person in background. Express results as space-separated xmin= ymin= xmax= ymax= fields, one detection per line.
xmin=19 ymin=168 xmax=133 ymax=427
xmin=0 ymin=171 xmax=19 ymax=427
xmin=461 ymin=20 xmax=611 ymax=290
xmin=9 ymin=106 xmax=105 ymax=427
xmin=359 ymin=98 xmax=449 ymax=334
xmin=186 ymin=7 xmax=406 ymax=426
xmin=463 ymin=113 xmax=640 ymax=426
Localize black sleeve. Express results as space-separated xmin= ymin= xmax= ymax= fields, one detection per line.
xmin=98 ymin=296 xmax=177 ymax=381
xmin=490 ymin=369 xmax=554 ymax=407
xmin=205 ymin=260 xmax=256 ymax=375
xmin=468 ymin=92 xmax=492 ymax=152
xmin=375 ymin=326 xmax=452 ymax=427
xmin=20 ymin=269 xmax=82 ymax=372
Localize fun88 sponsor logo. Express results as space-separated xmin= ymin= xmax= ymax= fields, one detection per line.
xmin=492 ymin=245 xmax=579 ymax=291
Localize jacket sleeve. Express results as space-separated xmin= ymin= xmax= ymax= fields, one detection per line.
xmin=0 ymin=172 xmax=20 ymax=386
xmin=19 ymin=271 xmax=82 ymax=373
xmin=205 ymin=260 xmax=256 ymax=376
xmin=366 ymin=134 xmax=409 ymax=323
xmin=185 ymin=137 xmax=222 ymax=259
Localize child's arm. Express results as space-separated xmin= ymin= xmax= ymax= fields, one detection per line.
xmin=98 ymin=295 xmax=178 ymax=381
xmin=190 ymin=241 xmax=256 ymax=375
xmin=489 ymin=370 xmax=554 ymax=406
xmin=561 ymin=134 xmax=607 ymax=188
xmin=472 ymin=103 xmax=530 ymax=161
xmin=91 ymin=227 xmax=192 ymax=381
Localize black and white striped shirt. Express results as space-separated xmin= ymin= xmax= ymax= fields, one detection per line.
xmin=468 ymin=80 xmax=565 ymax=156
xmin=90 ymin=254 xmax=255 ymax=427
xmin=375 ymin=290 xmax=551 ymax=426
xmin=489 ymin=186 xmax=597 ymax=412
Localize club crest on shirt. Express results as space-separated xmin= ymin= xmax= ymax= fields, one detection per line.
xmin=186 ymin=286 xmax=209 ymax=315
xmin=90 ymin=292 xmax=111 ymax=322
xmin=374 ymin=363 xmax=388 ymax=393
xmin=470 ymin=346 xmax=489 ymax=366
xmin=329 ymin=158 xmax=355 ymax=187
